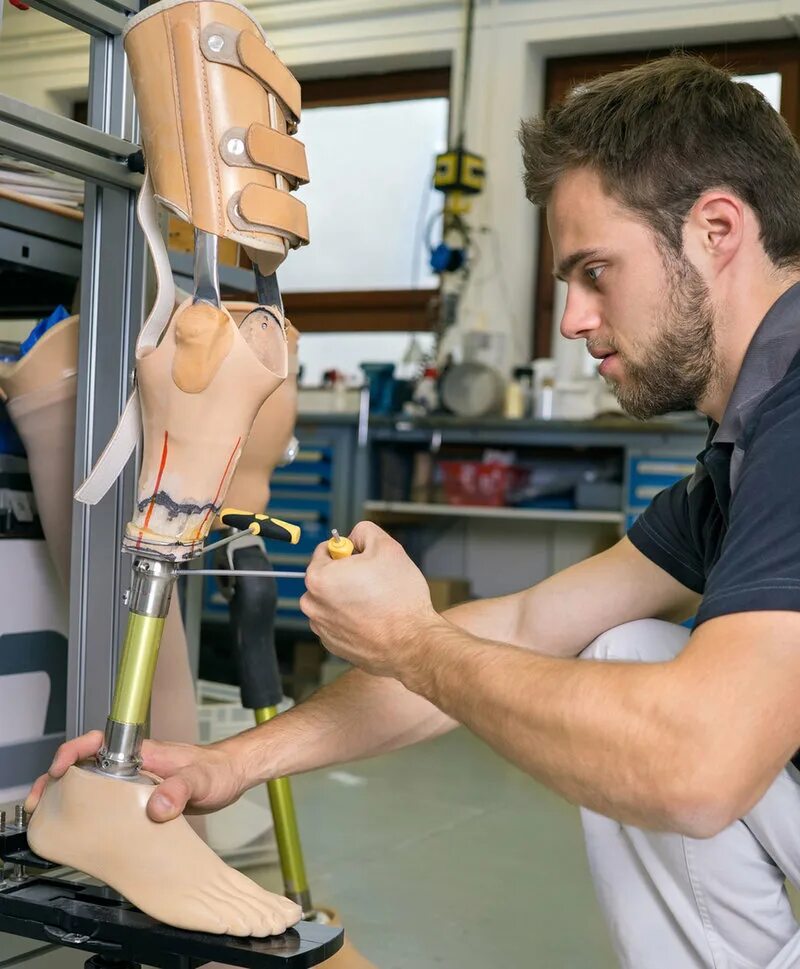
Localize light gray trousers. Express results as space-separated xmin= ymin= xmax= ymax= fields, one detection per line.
xmin=580 ymin=620 xmax=800 ymax=969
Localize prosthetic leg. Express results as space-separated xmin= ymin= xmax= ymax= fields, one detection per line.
xmin=27 ymin=0 xmax=316 ymax=942
xmin=213 ymin=377 xmax=376 ymax=964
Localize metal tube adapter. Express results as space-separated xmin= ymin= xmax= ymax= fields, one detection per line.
xmin=255 ymin=705 xmax=312 ymax=914
xmin=96 ymin=557 xmax=177 ymax=776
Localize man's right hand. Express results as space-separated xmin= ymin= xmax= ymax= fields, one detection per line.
xmin=24 ymin=730 xmax=250 ymax=823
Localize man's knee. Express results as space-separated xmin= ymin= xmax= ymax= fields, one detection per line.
xmin=580 ymin=619 xmax=690 ymax=664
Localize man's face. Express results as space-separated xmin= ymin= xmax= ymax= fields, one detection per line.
xmin=547 ymin=167 xmax=718 ymax=419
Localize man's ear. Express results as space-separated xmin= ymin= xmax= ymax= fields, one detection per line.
xmin=683 ymin=191 xmax=744 ymax=276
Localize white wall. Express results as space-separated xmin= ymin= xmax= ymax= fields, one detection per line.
xmin=1 ymin=0 xmax=798 ymax=366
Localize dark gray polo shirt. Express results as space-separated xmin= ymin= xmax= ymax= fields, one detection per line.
xmin=628 ymin=281 xmax=800 ymax=767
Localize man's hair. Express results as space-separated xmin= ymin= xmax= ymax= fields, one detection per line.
xmin=520 ymin=55 xmax=800 ymax=268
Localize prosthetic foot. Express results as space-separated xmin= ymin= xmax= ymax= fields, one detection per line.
xmin=27 ymin=765 xmax=301 ymax=936
xmin=28 ymin=0 xmax=311 ymax=938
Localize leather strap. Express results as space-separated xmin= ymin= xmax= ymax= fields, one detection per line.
xmin=236 ymin=31 xmax=301 ymax=124
xmin=237 ymin=183 xmax=309 ymax=245
xmin=245 ymin=124 xmax=309 ymax=185
xmin=75 ymin=170 xmax=175 ymax=506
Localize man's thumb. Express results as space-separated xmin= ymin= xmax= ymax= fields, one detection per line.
xmin=147 ymin=774 xmax=192 ymax=821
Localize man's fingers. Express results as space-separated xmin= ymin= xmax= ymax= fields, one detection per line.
xmin=49 ymin=730 xmax=104 ymax=778
xmin=147 ymin=773 xmax=194 ymax=821
xmin=348 ymin=520 xmax=387 ymax=552
xmin=308 ymin=540 xmax=335 ymax=568
xmin=24 ymin=774 xmax=49 ymax=814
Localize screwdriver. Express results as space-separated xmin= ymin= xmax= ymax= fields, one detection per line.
xmin=218 ymin=508 xmax=301 ymax=544
xmin=327 ymin=528 xmax=354 ymax=559
xmin=179 ymin=528 xmax=353 ymax=577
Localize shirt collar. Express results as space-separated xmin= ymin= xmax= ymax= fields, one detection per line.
xmin=714 ymin=280 xmax=800 ymax=445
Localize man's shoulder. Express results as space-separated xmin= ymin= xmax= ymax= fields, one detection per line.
xmin=741 ymin=348 xmax=800 ymax=449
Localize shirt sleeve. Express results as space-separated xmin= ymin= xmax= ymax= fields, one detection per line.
xmin=696 ymin=387 xmax=800 ymax=626
xmin=627 ymin=476 xmax=707 ymax=594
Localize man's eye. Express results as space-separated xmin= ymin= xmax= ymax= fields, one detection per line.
xmin=585 ymin=265 xmax=605 ymax=283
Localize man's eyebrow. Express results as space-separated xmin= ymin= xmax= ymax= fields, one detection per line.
xmin=553 ymin=248 xmax=607 ymax=281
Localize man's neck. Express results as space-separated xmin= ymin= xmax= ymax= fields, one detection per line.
xmin=699 ymin=270 xmax=800 ymax=423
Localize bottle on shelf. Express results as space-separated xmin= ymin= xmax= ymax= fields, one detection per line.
xmin=413 ymin=366 xmax=440 ymax=412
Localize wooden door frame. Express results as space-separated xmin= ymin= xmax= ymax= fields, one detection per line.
xmin=532 ymin=40 xmax=800 ymax=358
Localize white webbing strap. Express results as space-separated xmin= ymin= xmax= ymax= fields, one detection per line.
xmin=75 ymin=170 xmax=176 ymax=505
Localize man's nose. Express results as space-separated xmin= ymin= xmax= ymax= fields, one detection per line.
xmin=559 ymin=287 xmax=602 ymax=341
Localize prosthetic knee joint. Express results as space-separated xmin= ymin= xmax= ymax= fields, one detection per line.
xmin=78 ymin=0 xmax=309 ymax=776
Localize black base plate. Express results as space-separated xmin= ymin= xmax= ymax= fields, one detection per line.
xmin=0 ymin=877 xmax=343 ymax=968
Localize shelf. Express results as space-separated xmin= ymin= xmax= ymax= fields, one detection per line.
xmin=364 ymin=500 xmax=623 ymax=524
xmin=169 ymin=250 xmax=256 ymax=296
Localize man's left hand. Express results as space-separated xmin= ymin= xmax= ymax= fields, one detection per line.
xmin=300 ymin=521 xmax=443 ymax=681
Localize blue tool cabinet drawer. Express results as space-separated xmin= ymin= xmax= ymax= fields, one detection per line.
xmin=627 ymin=454 xmax=697 ymax=511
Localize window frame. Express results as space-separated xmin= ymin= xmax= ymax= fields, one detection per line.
xmin=244 ymin=67 xmax=450 ymax=332
xmin=532 ymin=40 xmax=800 ymax=358
xmin=78 ymin=67 xmax=451 ymax=332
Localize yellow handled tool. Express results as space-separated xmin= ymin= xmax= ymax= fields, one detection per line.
xmin=327 ymin=529 xmax=353 ymax=559
xmin=219 ymin=508 xmax=301 ymax=544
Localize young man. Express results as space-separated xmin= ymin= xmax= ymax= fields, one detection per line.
xmin=36 ymin=56 xmax=800 ymax=967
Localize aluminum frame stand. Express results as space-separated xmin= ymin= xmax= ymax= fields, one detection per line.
xmin=0 ymin=0 xmax=146 ymax=749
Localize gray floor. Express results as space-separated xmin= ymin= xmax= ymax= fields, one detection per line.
xmin=248 ymin=727 xmax=618 ymax=968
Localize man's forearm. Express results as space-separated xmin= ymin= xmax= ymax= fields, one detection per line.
xmin=231 ymin=666 xmax=451 ymax=786
xmin=230 ymin=593 xmax=534 ymax=787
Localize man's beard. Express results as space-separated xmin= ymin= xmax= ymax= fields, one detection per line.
xmin=603 ymin=257 xmax=719 ymax=421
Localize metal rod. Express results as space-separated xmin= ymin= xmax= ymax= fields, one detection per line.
xmin=0 ymin=96 xmax=141 ymax=188
xmin=98 ymin=560 xmax=177 ymax=776
xmin=254 ymin=706 xmax=312 ymax=915
xmin=109 ymin=614 xmax=167 ymax=724
xmin=176 ymin=569 xmax=306 ymax=578
xmin=193 ymin=230 xmax=221 ymax=307
xmin=197 ymin=529 xmax=255 ymax=557
xmin=25 ymin=0 xmax=128 ymax=36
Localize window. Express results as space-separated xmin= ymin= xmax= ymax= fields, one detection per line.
xmin=278 ymin=68 xmax=450 ymax=333
xmin=533 ymin=42 xmax=800 ymax=358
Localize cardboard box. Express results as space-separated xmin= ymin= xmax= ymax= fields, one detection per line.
xmin=427 ymin=578 xmax=472 ymax=612
xmin=167 ymin=216 xmax=240 ymax=267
